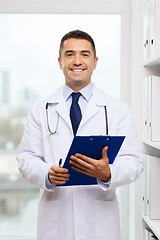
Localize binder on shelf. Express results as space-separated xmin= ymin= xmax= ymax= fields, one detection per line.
xmin=142 ymin=169 xmax=146 ymax=216
xmin=145 ymin=228 xmax=158 ymax=240
xmin=144 ymin=155 xmax=160 ymax=220
xmin=144 ymin=155 xmax=150 ymax=217
xmin=61 ymin=136 xmax=125 ymax=186
xmin=144 ymin=77 xmax=149 ymax=139
xmin=149 ymin=232 xmax=158 ymax=240
xmin=145 ymin=228 xmax=149 ymax=240
xmin=144 ymin=76 xmax=160 ymax=142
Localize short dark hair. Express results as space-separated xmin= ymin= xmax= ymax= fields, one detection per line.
xmin=59 ymin=30 xmax=96 ymax=58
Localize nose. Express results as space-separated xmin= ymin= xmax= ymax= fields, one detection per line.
xmin=73 ymin=54 xmax=82 ymax=65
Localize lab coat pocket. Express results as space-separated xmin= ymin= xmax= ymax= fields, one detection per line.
xmin=95 ymin=200 xmax=120 ymax=240
xmin=37 ymin=200 xmax=59 ymax=240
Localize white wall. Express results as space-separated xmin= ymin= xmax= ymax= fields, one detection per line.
xmin=129 ymin=0 xmax=144 ymax=240
xmin=130 ymin=0 xmax=144 ymax=137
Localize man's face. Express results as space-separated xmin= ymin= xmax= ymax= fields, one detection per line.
xmin=58 ymin=38 xmax=98 ymax=91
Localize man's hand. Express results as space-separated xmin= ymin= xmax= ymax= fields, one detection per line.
xmin=48 ymin=165 xmax=70 ymax=186
xmin=69 ymin=146 xmax=111 ymax=182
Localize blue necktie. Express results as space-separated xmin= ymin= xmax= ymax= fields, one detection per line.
xmin=70 ymin=92 xmax=82 ymax=135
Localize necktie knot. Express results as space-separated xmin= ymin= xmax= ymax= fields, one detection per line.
xmin=72 ymin=92 xmax=81 ymax=103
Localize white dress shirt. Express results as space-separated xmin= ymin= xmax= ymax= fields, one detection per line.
xmin=63 ymin=82 xmax=94 ymax=116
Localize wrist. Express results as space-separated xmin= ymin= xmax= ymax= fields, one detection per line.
xmin=48 ymin=173 xmax=52 ymax=184
xmin=101 ymin=169 xmax=111 ymax=182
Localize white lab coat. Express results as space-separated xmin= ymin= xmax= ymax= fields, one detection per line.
xmin=17 ymin=84 xmax=144 ymax=240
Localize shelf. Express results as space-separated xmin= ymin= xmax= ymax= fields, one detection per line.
xmin=144 ymin=57 xmax=160 ymax=66
xmin=143 ymin=215 xmax=160 ymax=239
xmin=143 ymin=139 xmax=160 ymax=150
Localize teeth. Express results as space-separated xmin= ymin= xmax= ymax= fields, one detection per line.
xmin=72 ymin=69 xmax=83 ymax=72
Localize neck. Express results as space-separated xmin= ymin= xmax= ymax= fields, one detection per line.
xmin=65 ymin=81 xmax=91 ymax=92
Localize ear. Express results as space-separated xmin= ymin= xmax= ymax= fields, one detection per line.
xmin=93 ymin=57 xmax=98 ymax=70
xmin=58 ymin=57 xmax=62 ymax=70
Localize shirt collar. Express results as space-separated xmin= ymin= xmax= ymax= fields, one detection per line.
xmin=63 ymin=82 xmax=94 ymax=102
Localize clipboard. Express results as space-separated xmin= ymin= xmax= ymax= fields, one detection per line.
xmin=61 ymin=135 xmax=125 ymax=186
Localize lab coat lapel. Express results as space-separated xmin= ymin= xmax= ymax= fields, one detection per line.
xmin=78 ymin=86 xmax=107 ymax=132
xmin=47 ymin=86 xmax=72 ymax=131
xmin=78 ymin=94 xmax=99 ymax=131
xmin=55 ymin=101 xmax=72 ymax=130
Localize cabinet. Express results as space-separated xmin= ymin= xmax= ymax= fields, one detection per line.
xmin=142 ymin=0 xmax=160 ymax=239
xmin=144 ymin=0 xmax=160 ymax=60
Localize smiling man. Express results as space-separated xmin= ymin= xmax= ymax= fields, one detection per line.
xmin=58 ymin=37 xmax=98 ymax=91
xmin=17 ymin=30 xmax=144 ymax=240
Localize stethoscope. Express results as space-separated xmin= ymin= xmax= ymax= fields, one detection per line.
xmin=46 ymin=103 xmax=108 ymax=135
xmin=46 ymin=103 xmax=59 ymax=135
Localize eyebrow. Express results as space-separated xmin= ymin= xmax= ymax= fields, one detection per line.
xmin=64 ymin=50 xmax=91 ymax=55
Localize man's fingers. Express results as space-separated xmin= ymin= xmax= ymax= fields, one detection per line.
xmin=74 ymin=154 xmax=93 ymax=164
xmin=48 ymin=164 xmax=70 ymax=186
xmin=50 ymin=175 xmax=69 ymax=181
xmin=53 ymin=180 xmax=68 ymax=185
xmin=71 ymin=154 xmax=96 ymax=167
xmin=49 ymin=170 xmax=70 ymax=178
xmin=102 ymin=146 xmax=108 ymax=161
xmin=51 ymin=165 xmax=68 ymax=173
xmin=70 ymin=159 xmax=91 ymax=172
xmin=71 ymin=165 xmax=89 ymax=175
xmin=49 ymin=171 xmax=70 ymax=185
xmin=50 ymin=172 xmax=70 ymax=178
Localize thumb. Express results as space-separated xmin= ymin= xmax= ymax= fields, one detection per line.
xmin=102 ymin=146 xmax=108 ymax=161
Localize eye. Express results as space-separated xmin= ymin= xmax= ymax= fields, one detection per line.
xmin=82 ymin=52 xmax=90 ymax=57
xmin=82 ymin=53 xmax=89 ymax=57
xmin=66 ymin=53 xmax=73 ymax=57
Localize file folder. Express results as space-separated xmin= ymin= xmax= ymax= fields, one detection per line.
xmin=61 ymin=135 xmax=125 ymax=186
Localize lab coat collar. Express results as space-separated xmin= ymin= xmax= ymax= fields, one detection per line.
xmin=46 ymin=84 xmax=109 ymax=133
xmin=46 ymin=83 xmax=108 ymax=107
xmin=47 ymin=85 xmax=64 ymax=104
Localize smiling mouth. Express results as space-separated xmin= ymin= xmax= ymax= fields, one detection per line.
xmin=70 ymin=69 xmax=85 ymax=72
xmin=72 ymin=69 xmax=83 ymax=72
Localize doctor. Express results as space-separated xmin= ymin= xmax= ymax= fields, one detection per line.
xmin=17 ymin=30 xmax=144 ymax=240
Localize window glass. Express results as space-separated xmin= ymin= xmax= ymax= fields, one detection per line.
xmin=0 ymin=14 xmax=121 ymax=238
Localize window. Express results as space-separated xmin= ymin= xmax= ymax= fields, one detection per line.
xmin=0 ymin=13 xmax=121 ymax=239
